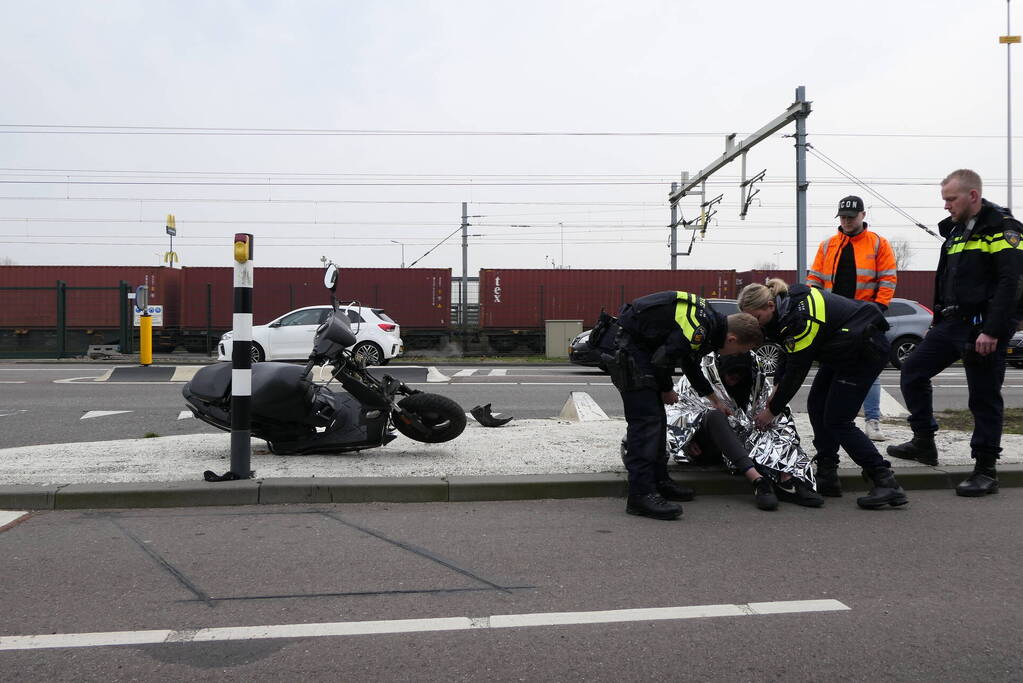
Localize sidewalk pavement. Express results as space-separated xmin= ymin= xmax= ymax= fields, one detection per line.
xmin=1 ymin=414 xmax=1019 ymax=510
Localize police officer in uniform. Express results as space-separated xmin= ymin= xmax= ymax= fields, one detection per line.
xmin=600 ymin=291 xmax=763 ymax=520
xmin=738 ymin=278 xmax=909 ymax=509
xmin=888 ymin=169 xmax=1023 ymax=496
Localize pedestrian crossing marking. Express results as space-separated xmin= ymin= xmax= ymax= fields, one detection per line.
xmin=80 ymin=410 xmax=133 ymax=420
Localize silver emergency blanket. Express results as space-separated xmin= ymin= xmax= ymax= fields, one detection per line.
xmin=665 ymin=353 xmax=815 ymax=486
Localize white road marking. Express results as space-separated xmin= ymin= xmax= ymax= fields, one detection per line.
xmin=0 ymin=511 xmax=28 ymax=529
xmin=80 ymin=410 xmax=133 ymax=420
xmin=559 ymin=392 xmax=610 ymax=421
xmin=0 ymin=410 xmax=28 ymax=418
xmin=489 ymin=369 xmax=508 ymax=376
xmin=879 ymin=387 xmax=909 ymax=418
xmin=454 ymin=369 xmax=478 ymax=377
xmin=426 ymin=367 xmax=450 ymax=382
xmin=0 ymin=599 xmax=849 ymax=652
xmin=177 ymin=411 xmax=194 ymax=420
xmin=0 ymin=380 xmax=25 ymax=383
xmin=170 ymin=367 xmax=201 ymax=382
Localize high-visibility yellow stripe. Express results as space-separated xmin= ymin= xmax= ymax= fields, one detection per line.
xmin=789 ymin=287 xmax=826 ymax=353
xmin=674 ymin=292 xmax=706 ymax=350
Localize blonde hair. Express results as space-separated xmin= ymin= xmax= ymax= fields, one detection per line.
xmin=941 ymin=169 xmax=982 ymax=194
xmin=726 ymin=312 xmax=764 ymax=345
xmin=737 ymin=278 xmax=789 ymax=313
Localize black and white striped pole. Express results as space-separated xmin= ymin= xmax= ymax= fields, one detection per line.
xmin=230 ymin=233 xmax=254 ymax=479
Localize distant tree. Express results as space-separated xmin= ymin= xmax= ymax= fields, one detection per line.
xmin=752 ymin=260 xmax=777 ymax=270
xmin=0 ymin=256 xmax=15 ymax=265
xmin=890 ymin=239 xmax=913 ymax=270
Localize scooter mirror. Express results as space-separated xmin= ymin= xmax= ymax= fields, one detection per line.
xmin=323 ymin=263 xmax=339 ymax=291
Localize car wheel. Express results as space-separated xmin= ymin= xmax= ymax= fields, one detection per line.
xmin=755 ymin=342 xmax=783 ymax=375
xmin=889 ymin=335 xmax=919 ymax=369
xmin=250 ymin=343 xmax=265 ymax=363
xmin=352 ymin=341 xmax=383 ymax=366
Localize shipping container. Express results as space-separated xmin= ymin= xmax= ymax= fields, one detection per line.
xmin=736 ymin=269 xmax=935 ymax=307
xmin=478 ymin=269 xmax=737 ymax=330
xmin=175 ymin=267 xmax=451 ymax=330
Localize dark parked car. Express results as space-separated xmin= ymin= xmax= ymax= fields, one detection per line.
xmin=570 ymin=296 xmax=932 ymax=372
xmin=1008 ymin=329 xmax=1023 ymax=368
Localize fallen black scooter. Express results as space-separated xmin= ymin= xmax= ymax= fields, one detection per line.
xmin=182 ymin=263 xmax=466 ymax=454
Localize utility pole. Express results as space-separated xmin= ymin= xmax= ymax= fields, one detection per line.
xmin=1002 ymin=0 xmax=1019 ymax=210
xmin=794 ymin=85 xmax=809 ymax=281
xmin=670 ymin=182 xmax=678 ymax=270
xmin=460 ymin=202 xmax=468 ymax=331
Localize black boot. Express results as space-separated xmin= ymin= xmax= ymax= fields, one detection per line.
xmin=886 ymin=433 xmax=938 ymax=466
xmin=626 ymin=492 xmax=682 ymax=520
xmin=956 ymin=458 xmax=999 ymax=497
xmin=815 ymin=466 xmax=843 ymax=497
xmin=657 ymin=478 xmax=695 ymax=502
xmin=753 ymin=477 xmax=779 ymax=511
xmin=856 ymin=467 xmax=909 ymax=509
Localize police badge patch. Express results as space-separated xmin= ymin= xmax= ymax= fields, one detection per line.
xmin=691 ymin=327 xmax=705 ymax=345
xmin=1005 ymin=229 xmax=1022 ymax=248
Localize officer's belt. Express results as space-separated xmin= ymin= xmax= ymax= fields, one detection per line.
xmin=940 ymin=305 xmax=982 ymax=321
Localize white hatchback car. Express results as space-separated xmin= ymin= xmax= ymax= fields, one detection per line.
xmin=218 ymin=305 xmax=403 ymax=365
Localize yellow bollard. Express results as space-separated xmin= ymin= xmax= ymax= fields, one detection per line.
xmin=140 ymin=314 xmax=152 ymax=366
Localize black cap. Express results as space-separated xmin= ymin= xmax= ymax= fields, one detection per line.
xmin=836 ymin=195 xmax=865 ymax=217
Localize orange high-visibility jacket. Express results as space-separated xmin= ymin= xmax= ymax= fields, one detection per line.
xmin=806 ymin=228 xmax=897 ymax=306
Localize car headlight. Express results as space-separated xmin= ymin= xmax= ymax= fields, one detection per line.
xmin=220 ymin=331 xmax=234 ymax=342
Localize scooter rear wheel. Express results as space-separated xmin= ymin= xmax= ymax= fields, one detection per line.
xmin=393 ymin=393 xmax=466 ymax=443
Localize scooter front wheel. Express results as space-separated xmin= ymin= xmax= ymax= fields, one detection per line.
xmin=393 ymin=393 xmax=467 ymax=443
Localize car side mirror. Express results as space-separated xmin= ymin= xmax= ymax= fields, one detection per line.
xmin=269 ymin=321 xmax=282 ymax=328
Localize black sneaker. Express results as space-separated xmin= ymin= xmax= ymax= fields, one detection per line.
xmin=626 ymin=493 xmax=683 ymax=520
xmin=656 ymin=479 xmax=695 ymax=502
xmin=774 ymin=477 xmax=825 ymax=508
xmin=753 ymin=477 xmax=779 ymax=511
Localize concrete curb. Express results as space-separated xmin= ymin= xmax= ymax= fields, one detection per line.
xmin=1 ymin=465 xmax=1020 ymax=511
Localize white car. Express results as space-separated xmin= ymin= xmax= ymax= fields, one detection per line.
xmin=218 ymin=305 xmax=403 ymax=365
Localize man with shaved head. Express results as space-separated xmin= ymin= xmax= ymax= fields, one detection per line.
xmin=889 ymin=169 xmax=1023 ymax=496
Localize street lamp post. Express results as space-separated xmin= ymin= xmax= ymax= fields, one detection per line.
xmin=1002 ymin=0 xmax=1020 ymax=210
xmin=390 ymin=240 xmax=405 ymax=268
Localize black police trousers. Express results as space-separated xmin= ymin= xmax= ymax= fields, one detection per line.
xmin=807 ymin=331 xmax=892 ymax=472
xmin=619 ymin=385 xmax=671 ymax=496
xmin=900 ymin=318 xmax=1007 ymax=460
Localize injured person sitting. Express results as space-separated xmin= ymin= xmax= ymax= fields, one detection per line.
xmin=666 ymin=351 xmax=824 ymax=511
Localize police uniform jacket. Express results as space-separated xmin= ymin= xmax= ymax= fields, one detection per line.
xmin=616 ymin=291 xmax=727 ymax=395
xmin=934 ymin=199 xmax=1023 ymax=340
xmin=766 ymin=284 xmax=887 ymax=415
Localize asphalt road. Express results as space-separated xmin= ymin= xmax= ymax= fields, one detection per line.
xmin=1 ymin=491 xmax=1021 ymax=680
xmin=2 ymin=362 xmax=1023 ymax=448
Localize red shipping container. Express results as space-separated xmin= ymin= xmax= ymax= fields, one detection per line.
xmin=176 ymin=267 xmax=451 ymax=330
xmin=0 ymin=265 xmax=176 ymax=328
xmin=736 ymin=269 xmax=935 ymax=307
xmin=479 ymin=269 xmax=737 ymax=329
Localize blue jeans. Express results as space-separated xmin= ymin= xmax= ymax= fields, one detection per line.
xmin=863 ymin=376 xmax=881 ymax=421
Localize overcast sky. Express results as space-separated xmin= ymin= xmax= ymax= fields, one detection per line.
xmin=0 ymin=1 xmax=1018 ymax=274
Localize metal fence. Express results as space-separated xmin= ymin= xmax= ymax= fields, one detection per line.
xmin=0 ymin=282 xmax=132 ymax=358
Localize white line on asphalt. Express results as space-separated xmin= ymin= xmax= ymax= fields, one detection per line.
xmin=177 ymin=411 xmax=194 ymax=420
xmin=489 ymin=369 xmax=508 ymax=376
xmin=0 ymin=599 xmax=849 ymax=651
xmin=0 ymin=381 xmax=25 ymax=383
xmin=453 ymin=369 xmax=478 ymax=377
xmin=879 ymin=387 xmax=908 ymax=418
xmin=426 ymin=367 xmax=450 ymax=383
xmin=0 ymin=511 xmax=28 ymax=529
xmin=80 ymin=410 xmax=133 ymax=420
xmin=170 ymin=367 xmax=200 ymax=382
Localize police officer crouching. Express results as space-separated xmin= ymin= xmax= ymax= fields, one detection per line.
xmin=888 ymin=169 xmax=1023 ymax=496
xmin=597 ymin=291 xmax=763 ymax=520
